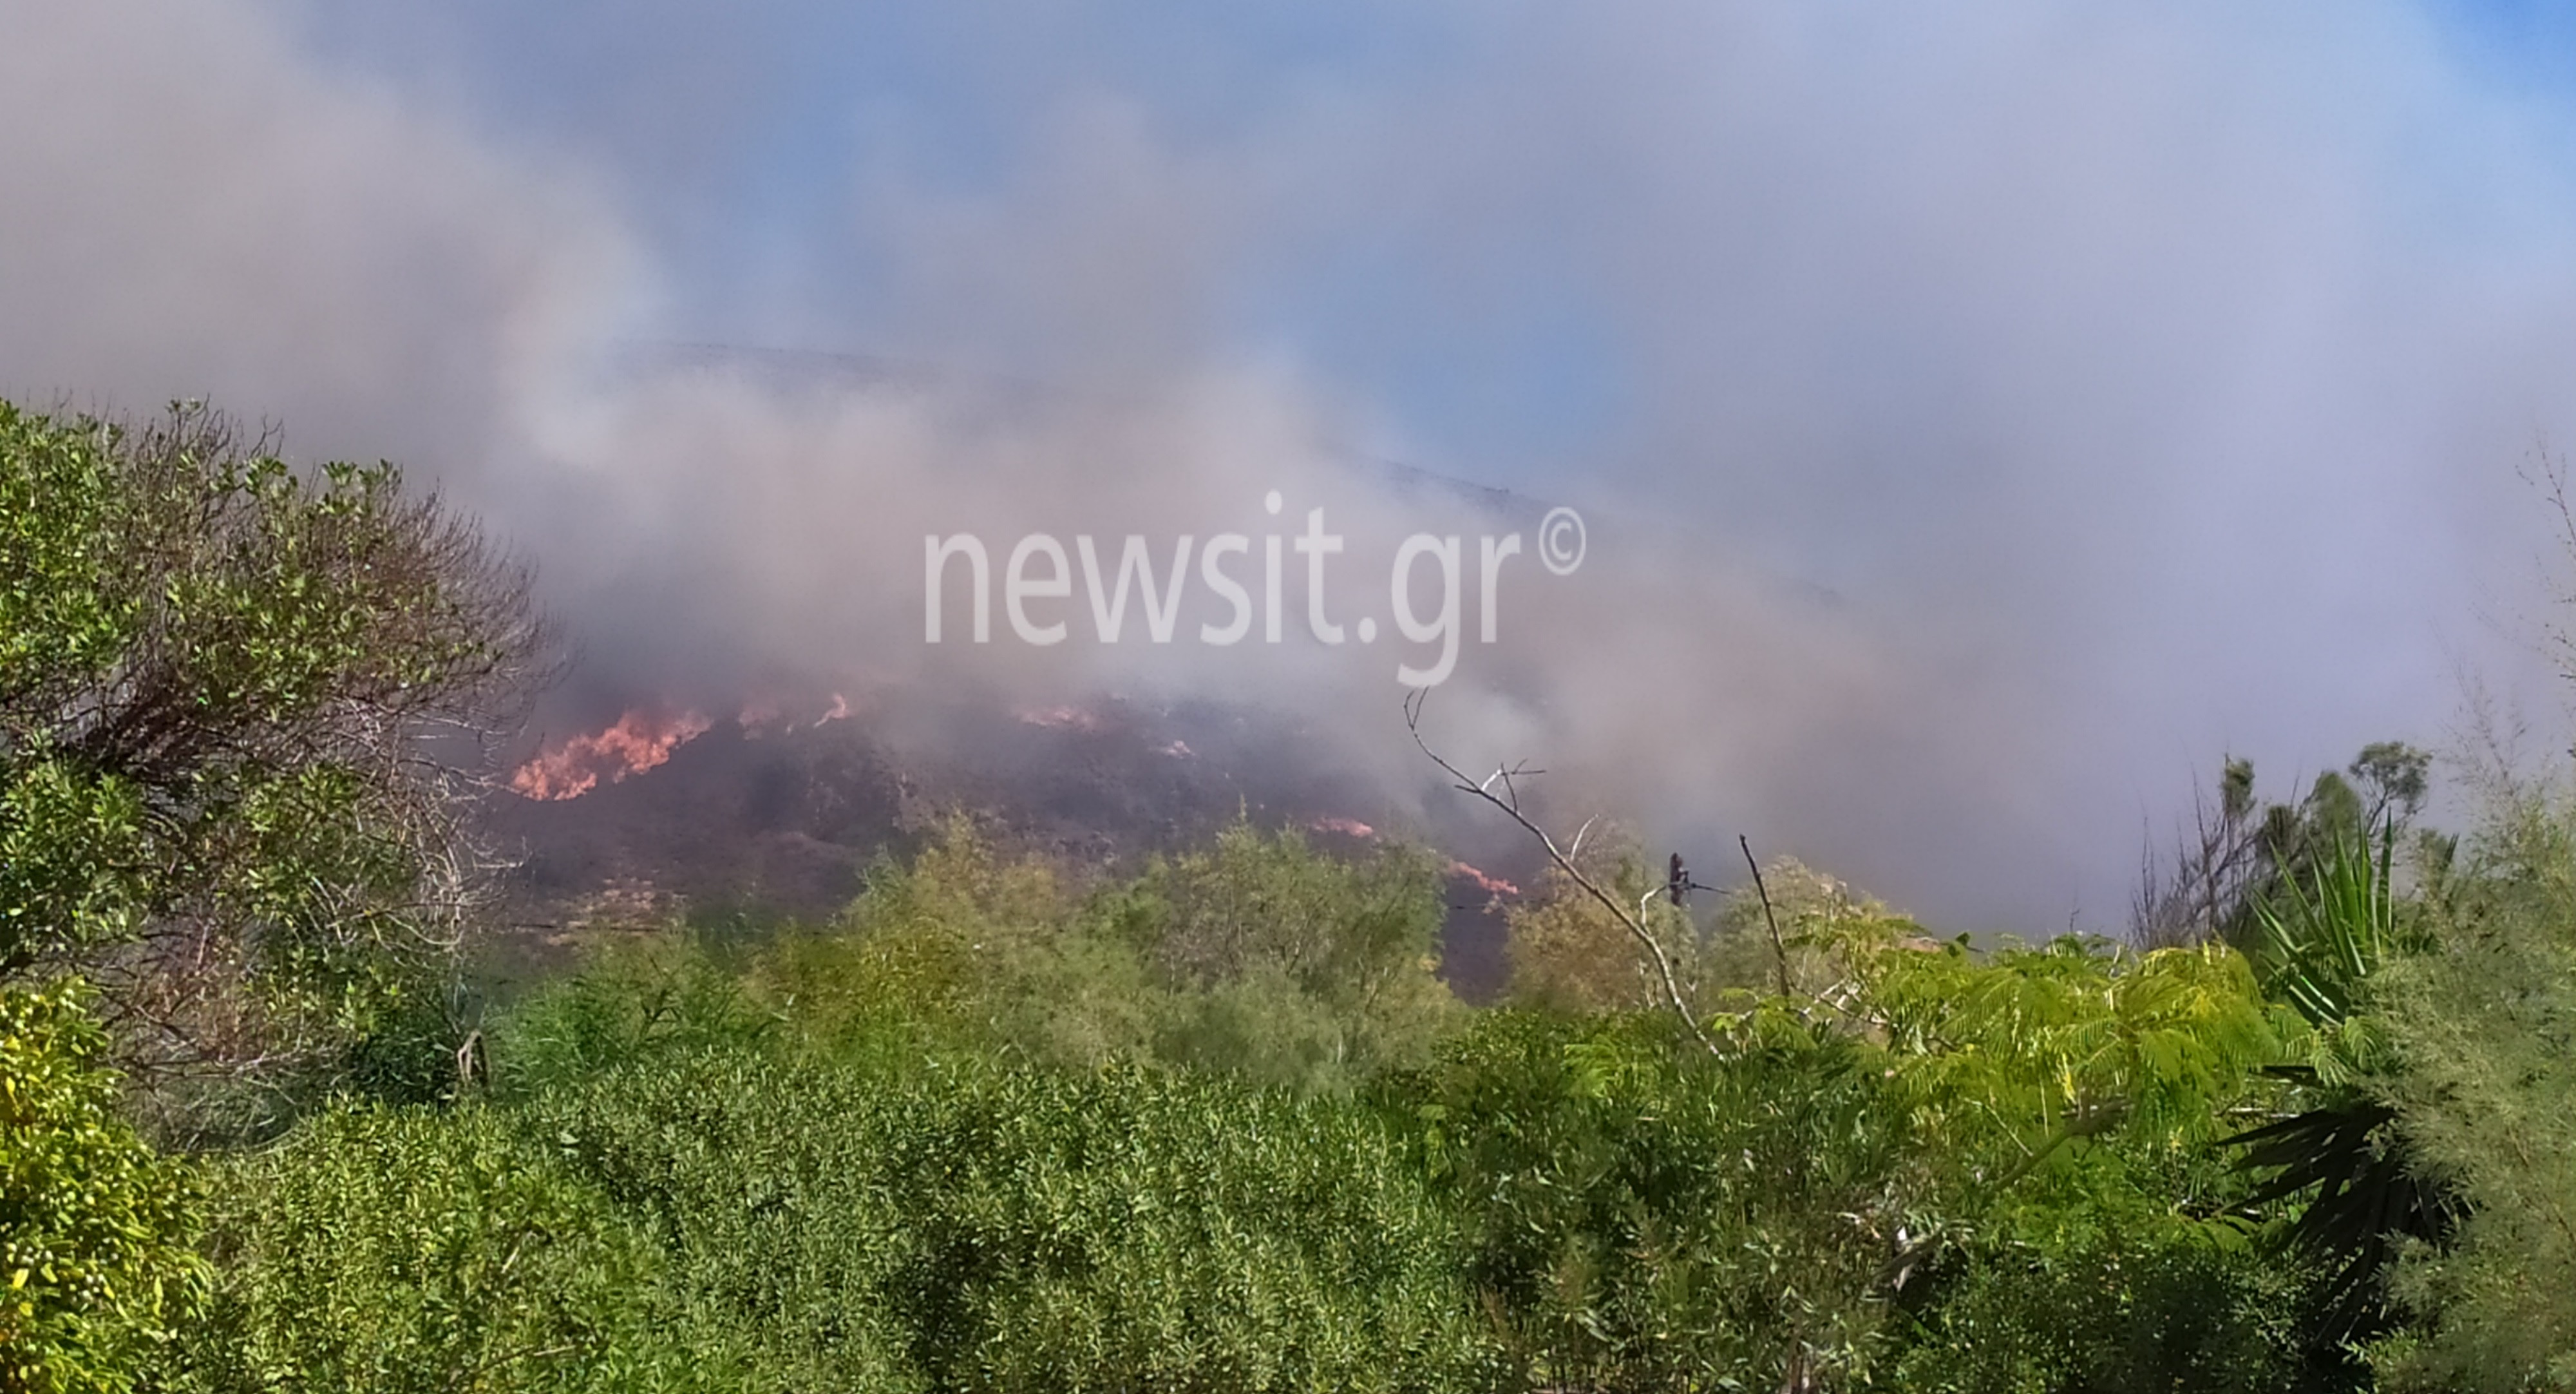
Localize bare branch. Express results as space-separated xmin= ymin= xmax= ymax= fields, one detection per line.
xmin=1739 ymin=835 xmax=1794 ymax=999
xmin=1405 ymin=691 xmax=1717 ymax=1054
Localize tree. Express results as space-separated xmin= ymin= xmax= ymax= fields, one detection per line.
xmin=2133 ymin=743 xmax=2431 ymax=950
xmin=0 ymin=401 xmax=549 ymax=1136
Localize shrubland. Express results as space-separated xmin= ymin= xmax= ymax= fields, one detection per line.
xmin=8 ymin=397 xmax=2576 ymax=1391
xmin=155 ymin=817 xmax=2365 ymax=1391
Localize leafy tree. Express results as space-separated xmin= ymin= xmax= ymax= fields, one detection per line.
xmin=1402 ymin=1009 xmax=1917 ymax=1390
xmin=0 ymin=980 xmax=204 ymax=1392
xmin=761 ymin=816 xmax=1459 ymax=1089
xmin=489 ymin=933 xmax=781 ymax=1098
xmin=1499 ymin=819 xmax=1893 ymax=1017
xmin=1499 ymin=832 xmax=1720 ymax=1016
xmin=1097 ymin=819 xmax=1460 ymax=1084
xmin=2223 ymin=810 xmax=2456 ymax=1346
xmin=0 ymin=401 xmax=547 ymax=1134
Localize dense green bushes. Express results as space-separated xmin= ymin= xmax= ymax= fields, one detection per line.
xmin=153 ymin=819 xmax=2365 ymax=1392
xmin=158 ymin=928 xmax=2352 ymax=1393
xmin=0 ymin=980 xmax=202 ymax=1393
xmin=175 ymin=1052 xmax=1486 ymax=1392
xmin=753 ymin=817 xmax=1461 ymax=1089
xmin=10 ymin=798 xmax=2549 ymax=1391
xmin=0 ymin=797 xmax=2443 ymax=1392
xmin=162 ymin=823 xmax=1486 ymax=1391
xmin=1401 ymin=1010 xmax=1915 ymax=1388
xmin=2360 ymin=772 xmax=2576 ymax=1390
xmin=178 ymin=1102 xmax=678 ymax=1393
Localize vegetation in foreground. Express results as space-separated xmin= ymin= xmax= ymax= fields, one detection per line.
xmin=8 ymin=399 xmax=2576 ymax=1391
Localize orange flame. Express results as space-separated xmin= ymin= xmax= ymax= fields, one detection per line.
xmin=511 ymin=709 xmax=713 ymax=801
xmin=1449 ymin=860 xmax=1521 ymax=899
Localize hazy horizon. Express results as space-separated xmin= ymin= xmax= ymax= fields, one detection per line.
xmin=10 ymin=0 xmax=2576 ymax=935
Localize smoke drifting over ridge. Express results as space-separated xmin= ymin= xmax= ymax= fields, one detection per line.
xmin=7 ymin=0 xmax=2576 ymax=931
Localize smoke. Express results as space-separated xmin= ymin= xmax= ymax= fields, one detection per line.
xmin=8 ymin=0 xmax=2576 ymax=931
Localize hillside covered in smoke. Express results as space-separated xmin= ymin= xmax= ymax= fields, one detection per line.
xmin=9 ymin=0 xmax=2576 ymax=932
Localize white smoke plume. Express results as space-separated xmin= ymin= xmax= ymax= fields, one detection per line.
xmin=7 ymin=0 xmax=2575 ymax=931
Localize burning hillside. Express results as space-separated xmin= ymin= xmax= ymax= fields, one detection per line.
xmin=511 ymin=692 xmax=864 ymax=802
xmin=486 ymin=687 xmax=1527 ymax=995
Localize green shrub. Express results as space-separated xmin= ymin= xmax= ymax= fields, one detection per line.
xmin=178 ymin=1101 xmax=699 ymax=1393
xmin=0 ymin=979 xmax=204 ymax=1393
xmin=2362 ymin=775 xmax=2576 ymax=1391
xmin=1 ymin=401 xmax=545 ymax=1140
xmin=1881 ymin=1142 xmax=2358 ymax=1393
xmin=181 ymin=1040 xmax=1486 ymax=1392
xmin=540 ymin=1049 xmax=1488 ymax=1392
xmin=762 ymin=816 xmax=1461 ymax=1089
xmin=1397 ymin=1010 xmax=1919 ymax=1391
xmin=489 ymin=934 xmax=779 ymax=1098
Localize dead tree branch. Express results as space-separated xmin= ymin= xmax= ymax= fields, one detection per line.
xmin=1739 ymin=835 xmax=1794 ymax=998
xmin=1405 ymin=691 xmax=1717 ymax=1054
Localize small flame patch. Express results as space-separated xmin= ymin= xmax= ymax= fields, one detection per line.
xmin=1449 ymin=861 xmax=1521 ymax=899
xmin=511 ymin=709 xmax=714 ymax=801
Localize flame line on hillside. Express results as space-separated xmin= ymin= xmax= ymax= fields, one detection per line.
xmin=510 ymin=709 xmax=714 ymax=801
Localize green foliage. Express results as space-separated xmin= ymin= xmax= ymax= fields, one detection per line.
xmin=1099 ymin=819 xmax=1459 ymax=1084
xmin=492 ymin=935 xmax=779 ymax=1098
xmin=1850 ymin=932 xmax=2284 ymax=1179
xmin=176 ymin=1044 xmax=1486 ymax=1393
xmin=2136 ymin=741 xmax=2433 ymax=951
xmin=2227 ymin=814 xmax=2450 ymax=1342
xmin=178 ymin=1102 xmax=693 ymax=1393
xmin=1883 ymin=1175 xmax=2349 ymax=1394
xmin=151 ymin=812 xmax=2372 ymax=1392
xmin=0 ymin=980 xmax=204 ymax=1393
xmin=1402 ymin=1009 xmax=1916 ymax=1389
xmin=558 ymin=1050 xmax=1484 ymax=1392
xmin=1504 ymin=845 xmax=1943 ymax=1022
xmin=2362 ymin=774 xmax=2576 ymax=1391
xmin=1828 ymin=927 xmax=2363 ymax=1392
xmin=0 ymin=787 xmax=2408 ymax=1392
xmin=2249 ymin=816 xmax=2405 ymax=1049
xmin=1463 ymin=837 xmax=2318 ymax=1389
xmin=761 ymin=816 xmax=1459 ymax=1090
xmin=0 ymin=400 xmax=544 ymax=1134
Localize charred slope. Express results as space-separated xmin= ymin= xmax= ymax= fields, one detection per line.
xmin=482 ymin=695 xmax=1520 ymax=997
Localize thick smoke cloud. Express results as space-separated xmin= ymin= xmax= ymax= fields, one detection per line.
xmin=6 ymin=0 xmax=2575 ymax=931
xmin=0 ymin=0 xmax=637 ymax=477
